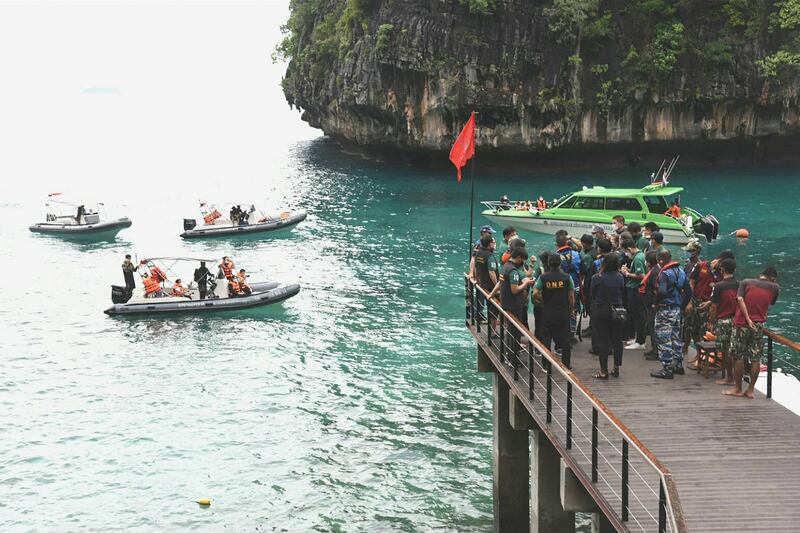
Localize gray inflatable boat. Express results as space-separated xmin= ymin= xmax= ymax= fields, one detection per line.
xmin=29 ymin=216 xmax=132 ymax=240
xmin=104 ymin=281 xmax=300 ymax=316
xmin=180 ymin=211 xmax=306 ymax=239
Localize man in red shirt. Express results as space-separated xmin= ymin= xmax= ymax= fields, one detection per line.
xmin=707 ymin=259 xmax=739 ymax=385
xmin=723 ymin=266 xmax=780 ymax=399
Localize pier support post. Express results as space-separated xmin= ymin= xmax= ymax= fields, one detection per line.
xmin=493 ymin=374 xmax=529 ymax=532
xmin=478 ymin=345 xmax=495 ymax=373
xmin=591 ymin=513 xmax=615 ymax=533
xmin=531 ymin=429 xmax=575 ymax=533
xmin=509 ymin=391 xmax=535 ymax=431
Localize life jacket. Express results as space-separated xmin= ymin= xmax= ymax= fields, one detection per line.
xmin=665 ymin=205 xmax=681 ymax=218
xmin=228 ymin=278 xmax=240 ymax=293
xmin=537 ymin=198 xmax=547 ymax=210
xmin=655 ymin=262 xmax=686 ymax=304
xmin=639 ymin=266 xmax=655 ymax=295
xmin=171 ymin=283 xmax=185 ymax=296
xmin=221 ymin=262 xmax=234 ymax=279
xmin=692 ymin=260 xmax=716 ymax=301
xmin=143 ymin=276 xmax=160 ymax=294
xmin=501 ymin=250 xmax=512 ymax=264
xmin=150 ymin=267 xmax=167 ymax=283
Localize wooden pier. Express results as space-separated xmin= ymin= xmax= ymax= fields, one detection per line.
xmin=465 ymin=276 xmax=800 ymax=532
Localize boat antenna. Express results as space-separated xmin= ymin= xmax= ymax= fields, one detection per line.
xmin=665 ymin=154 xmax=680 ymax=181
xmin=652 ymin=159 xmax=666 ymax=183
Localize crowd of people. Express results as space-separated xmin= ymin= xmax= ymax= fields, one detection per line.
xmin=470 ymin=216 xmax=780 ymax=398
xmin=120 ymin=255 xmax=252 ymax=300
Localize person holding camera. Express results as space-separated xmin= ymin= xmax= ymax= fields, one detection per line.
xmin=590 ymin=253 xmax=626 ymax=379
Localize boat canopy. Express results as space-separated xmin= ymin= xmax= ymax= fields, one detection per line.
xmin=142 ymin=256 xmax=218 ymax=264
xmin=572 ymin=185 xmax=684 ymax=198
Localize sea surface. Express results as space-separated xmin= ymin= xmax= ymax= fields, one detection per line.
xmin=1 ymin=2 xmax=799 ymax=532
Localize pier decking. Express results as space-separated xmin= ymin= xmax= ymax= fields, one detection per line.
xmin=465 ymin=276 xmax=800 ymax=532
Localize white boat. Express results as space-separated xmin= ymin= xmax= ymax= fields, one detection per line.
xmin=181 ymin=202 xmax=306 ymax=239
xmin=105 ymin=257 xmax=300 ymax=316
xmin=29 ymin=194 xmax=132 ymax=241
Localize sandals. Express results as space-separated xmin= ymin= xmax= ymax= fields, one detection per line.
xmin=592 ymin=371 xmax=609 ymax=379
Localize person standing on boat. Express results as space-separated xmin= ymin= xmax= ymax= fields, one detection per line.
xmin=723 ymin=267 xmax=780 ymax=399
xmin=651 ymin=249 xmax=687 ymax=379
xmin=194 ymin=261 xmax=211 ymax=299
xmin=533 ymin=254 xmax=575 ymax=368
xmin=220 ymin=256 xmax=235 ymax=280
xmin=121 ymin=254 xmax=138 ymax=296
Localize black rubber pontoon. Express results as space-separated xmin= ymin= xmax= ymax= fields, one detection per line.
xmin=180 ymin=212 xmax=306 ymax=239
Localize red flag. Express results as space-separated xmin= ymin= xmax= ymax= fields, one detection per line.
xmin=449 ymin=111 xmax=476 ymax=182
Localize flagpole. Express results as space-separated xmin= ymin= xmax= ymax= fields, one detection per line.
xmin=468 ymin=156 xmax=475 ymax=258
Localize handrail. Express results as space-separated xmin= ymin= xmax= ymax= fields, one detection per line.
xmin=764 ymin=328 xmax=800 ymax=352
xmin=465 ymin=274 xmax=688 ymax=532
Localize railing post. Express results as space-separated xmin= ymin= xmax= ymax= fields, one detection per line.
xmin=464 ymin=277 xmax=470 ymax=326
xmin=622 ymin=439 xmax=629 ymax=522
xmin=486 ymin=298 xmax=493 ymax=347
xmin=528 ymin=349 xmax=534 ymax=402
xmin=659 ymin=481 xmax=667 ymax=533
xmin=499 ymin=314 xmax=506 ymax=363
xmin=566 ymin=382 xmax=572 ymax=449
xmin=470 ymin=281 xmax=476 ymax=328
xmin=767 ymin=335 xmax=773 ymax=399
xmin=591 ymin=408 xmax=598 ymax=483
xmin=546 ymin=361 xmax=552 ymax=423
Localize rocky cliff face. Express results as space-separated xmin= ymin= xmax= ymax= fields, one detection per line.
xmin=280 ymin=0 xmax=800 ymax=161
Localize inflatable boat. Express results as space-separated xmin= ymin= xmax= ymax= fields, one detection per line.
xmin=180 ymin=203 xmax=306 ymax=239
xmin=104 ymin=256 xmax=300 ymax=316
xmin=29 ymin=194 xmax=132 ymax=241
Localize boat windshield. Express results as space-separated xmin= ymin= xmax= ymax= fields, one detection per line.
xmin=643 ymin=195 xmax=669 ymax=214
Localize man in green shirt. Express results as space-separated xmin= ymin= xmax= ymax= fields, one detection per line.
xmin=628 ymin=222 xmax=649 ymax=252
xmin=621 ymin=240 xmax=647 ymax=350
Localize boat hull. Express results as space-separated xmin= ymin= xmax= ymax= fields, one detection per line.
xmin=104 ymin=282 xmax=300 ymax=316
xmin=181 ymin=212 xmax=306 ymax=239
xmin=29 ymin=217 xmax=132 ymax=241
xmin=482 ymin=212 xmax=694 ymax=244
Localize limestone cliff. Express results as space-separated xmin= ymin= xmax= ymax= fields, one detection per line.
xmin=279 ymin=0 xmax=800 ymax=160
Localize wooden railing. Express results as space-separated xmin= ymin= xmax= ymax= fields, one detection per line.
xmin=465 ymin=275 xmax=688 ymax=533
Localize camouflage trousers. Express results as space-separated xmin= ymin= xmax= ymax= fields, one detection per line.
xmin=684 ymin=297 xmax=710 ymax=342
xmin=656 ymin=306 xmax=684 ymax=369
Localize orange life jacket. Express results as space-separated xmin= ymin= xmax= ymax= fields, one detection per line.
xmin=537 ymin=198 xmax=547 ymax=210
xmin=665 ymin=205 xmax=681 ymax=218
xmin=221 ymin=262 xmax=234 ymax=279
xmin=171 ymin=284 xmax=185 ymax=297
xmin=228 ymin=279 xmax=240 ymax=293
xmin=143 ymin=277 xmax=160 ymax=294
xmin=150 ymin=267 xmax=167 ymax=283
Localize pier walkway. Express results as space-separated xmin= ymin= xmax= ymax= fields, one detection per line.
xmin=465 ymin=276 xmax=800 ymax=532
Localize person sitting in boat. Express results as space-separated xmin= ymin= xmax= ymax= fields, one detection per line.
xmin=237 ymin=269 xmax=252 ymax=295
xmin=219 ymin=256 xmax=235 ymax=279
xmin=664 ymin=200 xmax=682 ymax=218
xmin=142 ymin=273 xmax=163 ymax=298
xmin=171 ymin=279 xmax=189 ymax=298
xmin=537 ymin=196 xmax=547 ymax=210
xmin=525 ymin=200 xmax=533 ymax=211
xmin=228 ymin=276 xmax=245 ymax=297
xmin=499 ymin=195 xmax=511 ymax=210
xmin=230 ymin=206 xmax=240 ymax=225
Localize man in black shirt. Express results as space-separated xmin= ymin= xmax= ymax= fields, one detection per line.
xmin=489 ymin=248 xmax=533 ymax=367
xmin=193 ymin=261 xmax=211 ymax=299
xmin=533 ymin=254 xmax=576 ymax=368
xmin=472 ymin=235 xmax=499 ymax=325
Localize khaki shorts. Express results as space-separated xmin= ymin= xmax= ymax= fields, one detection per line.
xmin=730 ymin=324 xmax=764 ymax=363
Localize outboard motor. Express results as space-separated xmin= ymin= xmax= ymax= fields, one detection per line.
xmin=183 ymin=218 xmax=197 ymax=231
xmin=694 ymin=216 xmax=716 ymax=243
xmin=708 ymin=215 xmax=720 ymax=241
xmin=111 ymin=285 xmax=132 ymax=304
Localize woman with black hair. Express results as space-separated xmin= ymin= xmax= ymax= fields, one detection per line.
xmin=591 ymin=253 xmax=626 ymax=378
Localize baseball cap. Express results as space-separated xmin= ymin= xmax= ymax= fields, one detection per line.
xmin=683 ymin=240 xmax=702 ymax=253
xmin=591 ymin=225 xmax=605 ymax=234
xmin=651 ymin=231 xmax=664 ymax=244
xmin=480 ymin=225 xmax=496 ymax=234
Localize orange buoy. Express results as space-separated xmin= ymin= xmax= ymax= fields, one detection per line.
xmin=734 ymin=228 xmax=749 ymax=238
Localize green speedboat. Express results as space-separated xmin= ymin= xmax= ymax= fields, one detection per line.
xmin=481 ymin=184 xmax=719 ymax=244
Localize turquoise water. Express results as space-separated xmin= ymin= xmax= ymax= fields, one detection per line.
xmin=1 ymin=2 xmax=799 ymax=531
